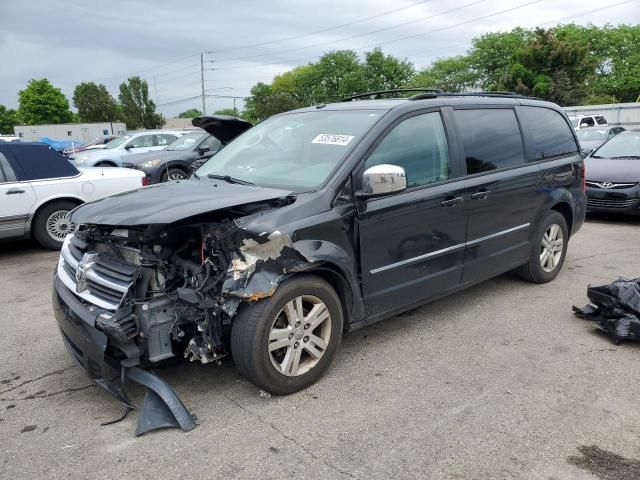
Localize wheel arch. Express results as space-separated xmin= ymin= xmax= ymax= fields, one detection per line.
xmin=27 ymin=196 xmax=84 ymax=236
xmin=550 ymin=201 xmax=574 ymax=236
xmin=94 ymin=160 xmax=117 ymax=167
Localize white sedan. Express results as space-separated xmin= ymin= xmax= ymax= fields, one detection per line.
xmin=0 ymin=142 xmax=146 ymax=249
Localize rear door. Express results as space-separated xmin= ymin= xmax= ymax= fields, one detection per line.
xmin=358 ymin=109 xmax=467 ymax=315
xmin=0 ymin=150 xmax=36 ymax=239
xmin=452 ymin=107 xmax=542 ymax=284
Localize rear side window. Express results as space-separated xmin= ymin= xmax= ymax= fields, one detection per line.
xmin=519 ymin=107 xmax=578 ymax=160
xmin=7 ymin=144 xmax=78 ymax=180
xmin=0 ymin=152 xmax=17 ymax=182
xmin=454 ymin=108 xmax=525 ymax=175
xmin=365 ymin=112 xmax=451 ymax=188
xmin=595 ymin=116 xmax=607 ymax=125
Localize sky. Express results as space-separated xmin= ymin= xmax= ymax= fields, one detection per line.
xmin=0 ymin=0 xmax=637 ymax=118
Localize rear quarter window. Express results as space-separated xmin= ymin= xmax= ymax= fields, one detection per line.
xmin=7 ymin=144 xmax=79 ymax=180
xmin=454 ymin=108 xmax=525 ymax=174
xmin=0 ymin=152 xmax=17 ymax=182
xmin=518 ymin=107 xmax=578 ymax=160
xmin=596 ymin=116 xmax=607 ymax=125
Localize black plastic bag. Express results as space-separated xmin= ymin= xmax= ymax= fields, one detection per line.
xmin=573 ymin=277 xmax=640 ymax=344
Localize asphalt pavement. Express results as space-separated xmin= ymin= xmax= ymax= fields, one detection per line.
xmin=1 ymin=215 xmax=639 ymax=479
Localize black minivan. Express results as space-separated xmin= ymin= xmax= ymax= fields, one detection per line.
xmin=52 ymin=92 xmax=585 ymax=432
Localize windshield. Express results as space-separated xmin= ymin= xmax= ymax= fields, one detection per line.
xmin=103 ymin=135 xmax=130 ymax=149
xmin=592 ymin=132 xmax=640 ymax=159
xmin=167 ymin=132 xmax=206 ymax=151
xmin=195 ymin=110 xmax=383 ymax=190
xmin=577 ymin=129 xmax=606 ymax=141
xmin=569 ymin=118 xmax=579 ymax=127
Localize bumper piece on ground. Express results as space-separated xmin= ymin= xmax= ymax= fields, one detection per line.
xmin=126 ymin=367 xmax=197 ymax=436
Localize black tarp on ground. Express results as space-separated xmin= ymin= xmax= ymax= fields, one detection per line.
xmin=573 ymin=277 xmax=640 ymax=344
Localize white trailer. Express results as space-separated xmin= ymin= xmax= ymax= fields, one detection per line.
xmin=13 ymin=122 xmax=127 ymax=143
xmin=563 ymin=103 xmax=640 ymax=128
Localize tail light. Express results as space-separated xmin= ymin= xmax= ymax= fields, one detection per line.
xmin=581 ymin=162 xmax=586 ymax=193
xmin=142 ymin=177 xmax=149 ymax=186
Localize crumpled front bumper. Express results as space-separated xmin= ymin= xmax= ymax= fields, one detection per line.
xmin=52 ymin=273 xmax=131 ymax=404
xmin=52 ymin=273 xmax=197 ymax=435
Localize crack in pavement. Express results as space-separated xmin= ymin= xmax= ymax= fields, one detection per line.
xmin=1 ymin=384 xmax=96 ymax=402
xmin=226 ymin=395 xmax=358 ymax=479
xmin=567 ymin=246 xmax=640 ymax=264
xmin=0 ymin=366 xmax=75 ymax=395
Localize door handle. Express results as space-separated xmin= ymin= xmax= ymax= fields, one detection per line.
xmin=6 ymin=189 xmax=25 ymax=195
xmin=471 ymin=189 xmax=490 ymax=200
xmin=441 ymin=196 xmax=463 ymax=207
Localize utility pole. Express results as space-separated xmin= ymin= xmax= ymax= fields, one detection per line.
xmin=200 ymin=52 xmax=206 ymax=115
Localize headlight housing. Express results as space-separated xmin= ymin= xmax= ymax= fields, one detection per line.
xmin=139 ymin=159 xmax=162 ymax=168
xmin=73 ymin=155 xmax=89 ymax=165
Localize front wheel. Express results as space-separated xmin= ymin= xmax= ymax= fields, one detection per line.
xmin=517 ymin=211 xmax=568 ymax=283
xmin=161 ymin=167 xmax=187 ymax=182
xmin=231 ymin=275 xmax=343 ymax=394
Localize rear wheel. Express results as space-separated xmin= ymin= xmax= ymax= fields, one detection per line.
xmin=517 ymin=211 xmax=568 ymax=283
xmin=231 ymin=275 xmax=343 ymax=394
xmin=32 ymin=200 xmax=77 ymax=250
xmin=161 ymin=167 xmax=187 ymax=182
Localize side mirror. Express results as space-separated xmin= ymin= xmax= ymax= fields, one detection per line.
xmin=124 ymin=144 xmax=134 ymax=150
xmin=197 ymin=145 xmax=211 ymax=155
xmin=358 ymin=164 xmax=407 ymax=198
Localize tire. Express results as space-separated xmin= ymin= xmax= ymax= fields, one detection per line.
xmin=32 ymin=200 xmax=77 ymax=250
xmin=231 ymin=275 xmax=343 ymax=395
xmin=517 ymin=211 xmax=568 ymax=283
xmin=95 ymin=161 xmax=115 ymax=167
xmin=160 ymin=167 xmax=187 ymax=182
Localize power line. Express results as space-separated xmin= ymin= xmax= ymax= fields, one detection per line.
xmin=85 ymin=1 xmax=434 ymax=86
xmin=213 ymin=0 xmax=491 ymax=66
xmin=207 ymin=0 xmax=436 ymax=55
xmin=211 ymin=0 xmax=542 ymax=71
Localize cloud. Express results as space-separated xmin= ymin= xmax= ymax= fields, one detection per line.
xmin=0 ymin=0 xmax=637 ymax=116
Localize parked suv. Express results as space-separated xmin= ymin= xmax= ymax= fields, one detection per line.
xmin=52 ymin=95 xmax=586 ymax=433
xmin=568 ymin=114 xmax=608 ymax=130
xmin=122 ymin=130 xmax=222 ymax=183
xmin=68 ymin=130 xmax=186 ymax=167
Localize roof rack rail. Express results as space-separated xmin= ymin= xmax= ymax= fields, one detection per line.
xmin=341 ymin=87 xmax=444 ymax=102
xmin=408 ymin=91 xmax=540 ymax=101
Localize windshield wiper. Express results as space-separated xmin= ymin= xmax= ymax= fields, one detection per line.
xmin=192 ymin=171 xmax=200 ymax=180
xmin=611 ymin=155 xmax=640 ymax=159
xmin=207 ymin=174 xmax=254 ymax=185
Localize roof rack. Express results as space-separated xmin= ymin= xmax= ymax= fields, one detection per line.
xmin=342 ymin=88 xmax=539 ymax=102
xmin=341 ymin=88 xmax=444 ymax=102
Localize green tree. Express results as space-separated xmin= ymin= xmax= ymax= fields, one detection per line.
xmin=213 ymin=108 xmax=239 ymax=116
xmin=17 ymin=78 xmax=73 ymax=125
xmin=362 ymin=48 xmax=414 ymax=92
xmin=72 ymin=82 xmax=118 ymax=122
xmin=502 ymin=28 xmax=596 ymax=105
xmin=411 ymin=56 xmax=479 ymax=92
xmin=118 ymin=76 xmax=163 ymax=129
xmin=469 ymin=28 xmax=533 ymax=90
xmin=243 ymin=82 xmax=302 ymax=123
xmin=178 ymin=108 xmax=202 ymax=118
xmin=0 ymin=105 xmax=19 ymax=134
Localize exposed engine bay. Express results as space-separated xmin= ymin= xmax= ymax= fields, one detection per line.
xmin=58 ymin=196 xmax=307 ymax=371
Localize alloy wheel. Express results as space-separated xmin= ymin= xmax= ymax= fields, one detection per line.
xmin=540 ymin=223 xmax=563 ymax=273
xmin=268 ymin=295 xmax=332 ymax=377
xmin=168 ymin=171 xmax=186 ymax=180
xmin=46 ymin=210 xmax=73 ymax=241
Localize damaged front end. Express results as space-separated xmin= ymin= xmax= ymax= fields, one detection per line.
xmin=52 ymin=193 xmax=313 ymax=435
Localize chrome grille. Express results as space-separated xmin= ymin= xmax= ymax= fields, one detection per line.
xmin=586 ymin=181 xmax=638 ymax=189
xmin=586 ymin=197 xmax=638 ymax=209
xmin=57 ymin=235 xmax=139 ymax=310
